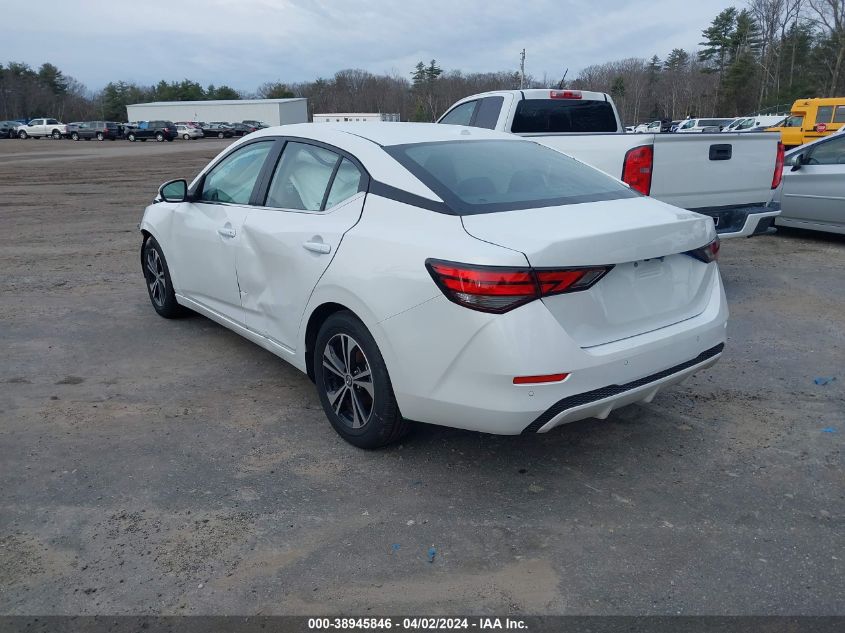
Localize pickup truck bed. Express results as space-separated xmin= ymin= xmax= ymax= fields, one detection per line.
xmin=437 ymin=90 xmax=782 ymax=238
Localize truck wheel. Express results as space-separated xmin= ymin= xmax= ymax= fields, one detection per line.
xmin=18 ymin=131 xmax=28 ymax=139
xmin=71 ymin=132 xmax=79 ymax=141
xmin=155 ymin=132 xmax=164 ymax=142
xmin=96 ymin=132 xmax=104 ymax=141
xmin=128 ymin=133 xmax=136 ymax=142
xmin=51 ymin=130 xmax=61 ymax=139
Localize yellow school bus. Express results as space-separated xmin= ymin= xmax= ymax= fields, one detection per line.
xmin=766 ymin=98 xmax=845 ymax=148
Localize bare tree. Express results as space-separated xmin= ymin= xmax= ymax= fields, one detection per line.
xmin=807 ymin=0 xmax=845 ymax=94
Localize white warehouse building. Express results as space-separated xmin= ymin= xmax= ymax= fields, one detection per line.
xmin=126 ymin=98 xmax=308 ymax=126
xmin=313 ymin=113 xmax=400 ymax=123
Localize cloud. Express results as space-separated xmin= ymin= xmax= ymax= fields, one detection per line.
xmin=3 ymin=0 xmax=736 ymax=90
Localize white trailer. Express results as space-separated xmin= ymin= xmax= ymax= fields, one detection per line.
xmin=126 ymin=98 xmax=308 ymax=126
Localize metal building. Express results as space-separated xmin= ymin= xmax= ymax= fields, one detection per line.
xmin=313 ymin=113 xmax=400 ymax=123
xmin=126 ymin=98 xmax=308 ymax=126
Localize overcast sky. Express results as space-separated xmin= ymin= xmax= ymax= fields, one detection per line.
xmin=5 ymin=0 xmax=737 ymax=92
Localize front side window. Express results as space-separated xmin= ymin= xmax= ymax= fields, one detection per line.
xmin=833 ymin=106 xmax=845 ymax=123
xmin=511 ymin=99 xmax=617 ymax=133
xmin=816 ymin=106 xmax=834 ymax=124
xmin=386 ymin=139 xmax=636 ymax=215
xmin=265 ymin=142 xmax=340 ymax=211
xmin=200 ymin=141 xmax=273 ymax=204
xmin=807 ymin=136 xmax=845 ymax=165
xmin=439 ymin=101 xmax=477 ymax=126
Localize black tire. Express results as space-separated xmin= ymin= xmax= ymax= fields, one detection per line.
xmin=314 ymin=311 xmax=410 ymax=448
xmin=96 ymin=132 xmax=104 ymax=141
xmin=18 ymin=130 xmax=27 ymax=139
xmin=155 ymin=132 xmax=164 ymax=142
xmin=166 ymin=137 xmax=173 ymax=142
xmin=183 ymin=134 xmax=190 ymax=140
xmin=142 ymin=237 xmax=185 ymax=319
xmin=71 ymin=132 xmax=79 ymax=141
xmin=51 ymin=129 xmax=61 ymax=139
xmin=217 ymin=132 xmax=224 ymax=138
xmin=128 ymin=133 xmax=136 ymax=142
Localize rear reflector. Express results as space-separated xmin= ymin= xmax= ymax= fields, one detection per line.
xmin=426 ymin=259 xmax=613 ymax=314
xmin=772 ymin=141 xmax=784 ymax=189
xmin=684 ymin=237 xmax=720 ymax=264
xmin=514 ymin=373 xmax=570 ymax=385
xmin=622 ymin=145 xmax=653 ymax=195
xmin=550 ymin=90 xmax=581 ymax=99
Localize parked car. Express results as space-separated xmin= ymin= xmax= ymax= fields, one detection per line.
xmin=773 ymin=133 xmax=845 ymax=235
xmin=16 ymin=118 xmax=67 ymax=139
xmin=125 ymin=121 xmax=177 ymax=142
xmin=675 ymin=118 xmax=733 ymax=133
xmin=139 ymin=122 xmax=727 ymax=448
xmin=437 ymin=90 xmax=783 ymax=238
xmin=200 ymin=123 xmax=234 ymax=138
xmin=242 ymin=119 xmax=269 ymax=129
xmin=227 ymin=122 xmax=257 ymax=136
xmin=68 ymin=121 xmax=120 ymax=141
xmin=0 ymin=120 xmax=20 ymax=138
xmin=725 ymin=115 xmax=787 ymax=133
xmin=766 ymin=98 xmax=845 ymax=149
xmin=176 ymin=124 xmax=203 ymax=140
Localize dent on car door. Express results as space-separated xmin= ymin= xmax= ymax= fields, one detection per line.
xmin=237 ymin=141 xmax=368 ymax=351
xmin=169 ymin=140 xmax=275 ymax=322
xmin=784 ymin=135 xmax=845 ymax=227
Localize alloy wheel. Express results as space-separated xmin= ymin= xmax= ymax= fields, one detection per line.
xmin=145 ymin=247 xmax=166 ymax=308
xmin=322 ymin=333 xmax=375 ymax=429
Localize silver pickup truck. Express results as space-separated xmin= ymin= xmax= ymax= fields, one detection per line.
xmin=438 ymin=89 xmax=784 ymax=238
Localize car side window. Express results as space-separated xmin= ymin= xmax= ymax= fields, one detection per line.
xmin=816 ymin=106 xmax=834 ymax=124
xmin=806 ymin=136 xmax=845 ymax=165
xmin=473 ymin=97 xmax=504 ymax=129
xmin=439 ymin=101 xmax=478 ymax=126
xmin=200 ymin=141 xmax=274 ymax=205
xmin=834 ymin=106 xmax=845 ymax=123
xmin=325 ymin=159 xmax=364 ymax=209
xmin=265 ymin=142 xmax=340 ymax=211
xmin=47 ymin=119 xmax=58 ymax=125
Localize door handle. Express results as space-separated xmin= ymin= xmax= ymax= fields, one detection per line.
xmin=217 ymin=227 xmax=236 ymax=238
xmin=303 ymin=241 xmax=331 ymax=254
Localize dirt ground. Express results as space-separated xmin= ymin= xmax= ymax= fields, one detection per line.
xmin=0 ymin=137 xmax=842 ymax=615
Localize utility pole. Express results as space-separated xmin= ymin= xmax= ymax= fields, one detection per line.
xmin=519 ymin=49 xmax=526 ymax=89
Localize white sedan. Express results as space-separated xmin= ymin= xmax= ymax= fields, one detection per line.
xmin=140 ymin=123 xmax=728 ymax=448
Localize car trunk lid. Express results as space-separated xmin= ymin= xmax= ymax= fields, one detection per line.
xmin=461 ymin=197 xmax=717 ymax=347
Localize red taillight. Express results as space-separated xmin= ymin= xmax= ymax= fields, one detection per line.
xmin=685 ymin=238 xmax=720 ymax=264
xmin=550 ymin=90 xmax=581 ymax=99
xmin=622 ymin=145 xmax=653 ymax=195
xmin=772 ymin=141 xmax=784 ymax=189
xmin=426 ymin=259 xmax=613 ymax=314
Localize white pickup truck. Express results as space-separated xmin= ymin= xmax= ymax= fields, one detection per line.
xmin=16 ymin=118 xmax=68 ymax=140
xmin=437 ymin=89 xmax=783 ymax=238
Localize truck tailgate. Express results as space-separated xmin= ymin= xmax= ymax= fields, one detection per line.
xmin=650 ymin=133 xmax=778 ymax=209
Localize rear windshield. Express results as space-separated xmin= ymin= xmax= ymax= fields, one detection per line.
xmin=511 ymin=99 xmax=618 ymax=133
xmin=385 ymin=139 xmax=637 ymax=215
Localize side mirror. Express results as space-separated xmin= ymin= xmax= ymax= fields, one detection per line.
xmin=159 ymin=179 xmax=188 ymax=202
xmin=790 ymin=154 xmax=804 ymax=172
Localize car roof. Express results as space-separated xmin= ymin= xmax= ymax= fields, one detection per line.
xmin=201 ymin=123 xmax=525 ymax=202
xmin=251 ymin=122 xmax=518 ymax=147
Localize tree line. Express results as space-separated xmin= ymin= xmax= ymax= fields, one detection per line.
xmin=1 ymin=0 xmax=842 ymax=126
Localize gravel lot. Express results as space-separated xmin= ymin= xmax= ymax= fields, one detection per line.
xmin=1 ymin=138 xmax=843 ymax=615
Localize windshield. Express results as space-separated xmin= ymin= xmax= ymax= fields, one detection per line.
xmin=783 ymin=115 xmax=803 ymax=128
xmin=384 ymin=139 xmax=637 ymax=215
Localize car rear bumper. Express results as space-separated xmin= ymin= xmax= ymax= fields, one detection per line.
xmin=690 ymin=201 xmax=780 ymax=238
xmin=379 ymin=268 xmax=728 ymax=435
